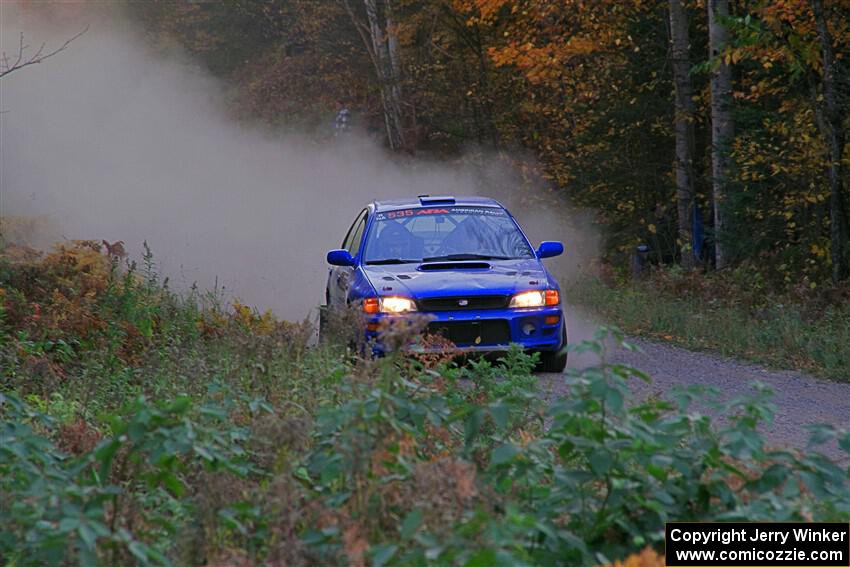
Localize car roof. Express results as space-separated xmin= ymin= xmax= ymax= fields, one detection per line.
xmin=372 ymin=195 xmax=504 ymax=212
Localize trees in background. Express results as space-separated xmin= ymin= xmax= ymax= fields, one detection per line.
xmin=707 ymin=0 xmax=735 ymax=270
xmin=670 ymin=0 xmax=697 ymax=269
xmin=125 ymin=0 xmax=850 ymax=285
xmin=811 ymin=0 xmax=849 ymax=282
xmin=341 ymin=0 xmax=407 ymax=149
xmin=727 ymin=0 xmax=849 ymax=284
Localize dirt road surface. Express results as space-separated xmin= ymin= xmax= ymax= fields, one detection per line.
xmin=540 ymin=335 xmax=850 ymax=462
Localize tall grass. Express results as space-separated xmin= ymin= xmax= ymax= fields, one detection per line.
xmin=570 ymin=274 xmax=850 ymax=381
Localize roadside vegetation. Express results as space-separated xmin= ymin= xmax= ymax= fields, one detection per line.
xmin=572 ymin=265 xmax=850 ymax=382
xmin=2 ymin=242 xmax=848 ymax=566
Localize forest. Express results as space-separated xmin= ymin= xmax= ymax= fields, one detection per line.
xmin=125 ymin=0 xmax=850 ymax=287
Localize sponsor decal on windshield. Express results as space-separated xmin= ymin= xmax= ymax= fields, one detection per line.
xmin=375 ymin=206 xmax=507 ymax=221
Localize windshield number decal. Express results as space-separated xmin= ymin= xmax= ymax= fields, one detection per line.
xmin=384 ymin=209 xmax=414 ymax=219
xmin=377 ymin=206 xmax=506 ymax=221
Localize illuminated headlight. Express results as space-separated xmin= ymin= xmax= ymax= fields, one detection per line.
xmin=379 ymin=296 xmax=417 ymax=313
xmin=509 ymin=289 xmax=560 ymax=308
xmin=509 ymin=290 xmax=545 ymax=308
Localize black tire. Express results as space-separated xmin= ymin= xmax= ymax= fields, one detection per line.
xmin=536 ymin=324 xmax=568 ymax=373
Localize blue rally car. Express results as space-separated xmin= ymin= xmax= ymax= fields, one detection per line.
xmin=325 ymin=195 xmax=568 ymax=372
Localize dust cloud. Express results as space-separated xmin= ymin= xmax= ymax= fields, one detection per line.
xmin=0 ymin=3 xmax=601 ymax=357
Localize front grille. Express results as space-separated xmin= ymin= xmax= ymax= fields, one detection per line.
xmin=426 ymin=320 xmax=511 ymax=347
xmin=417 ymin=295 xmax=509 ymax=312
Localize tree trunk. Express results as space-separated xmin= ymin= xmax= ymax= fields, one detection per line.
xmin=385 ymin=0 xmax=402 ymax=97
xmin=707 ymin=0 xmax=734 ymax=270
xmin=670 ymin=0 xmax=696 ymax=269
xmin=362 ymin=0 xmax=405 ymax=150
xmin=811 ymin=0 xmax=849 ymax=282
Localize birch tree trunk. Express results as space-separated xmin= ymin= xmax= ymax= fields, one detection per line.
xmin=362 ymin=0 xmax=405 ymax=150
xmin=670 ymin=0 xmax=696 ymax=269
xmin=811 ymin=0 xmax=849 ymax=282
xmin=707 ymin=0 xmax=734 ymax=270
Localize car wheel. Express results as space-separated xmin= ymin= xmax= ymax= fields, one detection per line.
xmin=536 ymin=324 xmax=568 ymax=373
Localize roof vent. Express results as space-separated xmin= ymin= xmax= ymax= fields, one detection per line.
xmin=419 ymin=195 xmax=456 ymax=205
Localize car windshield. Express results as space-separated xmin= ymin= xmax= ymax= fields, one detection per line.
xmin=363 ymin=206 xmax=534 ymax=264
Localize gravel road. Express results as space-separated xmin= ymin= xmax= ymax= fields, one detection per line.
xmin=539 ymin=335 xmax=850 ymax=462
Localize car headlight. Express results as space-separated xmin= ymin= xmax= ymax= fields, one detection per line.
xmin=509 ymin=289 xmax=560 ymax=308
xmin=368 ymin=296 xmax=417 ymax=314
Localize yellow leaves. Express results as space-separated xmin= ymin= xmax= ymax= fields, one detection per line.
xmin=724 ymin=47 xmax=744 ymax=65
xmin=232 ymin=299 xmax=254 ymax=326
xmin=648 ymin=224 xmax=657 ymax=234
xmin=196 ymin=312 xmax=227 ymax=337
xmin=231 ymin=299 xmax=277 ymax=335
xmin=810 ymin=243 xmax=827 ymax=258
xmin=41 ymin=242 xmax=113 ymax=297
xmin=602 ymin=547 xmax=666 ymax=567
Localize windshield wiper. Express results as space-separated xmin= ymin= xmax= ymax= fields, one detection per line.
xmin=422 ymin=253 xmax=513 ymax=262
xmin=365 ymin=258 xmax=419 ymax=265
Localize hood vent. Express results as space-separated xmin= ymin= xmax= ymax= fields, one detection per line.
xmin=418 ymin=261 xmax=490 ymax=271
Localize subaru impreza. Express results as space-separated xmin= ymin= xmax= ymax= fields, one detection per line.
xmin=324 ymin=195 xmax=567 ymax=371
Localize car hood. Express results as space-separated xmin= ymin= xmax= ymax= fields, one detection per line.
xmin=363 ymin=259 xmax=551 ymax=298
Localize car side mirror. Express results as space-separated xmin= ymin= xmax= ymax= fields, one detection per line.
xmin=327 ymin=249 xmax=356 ymax=266
xmin=536 ymin=241 xmax=564 ymax=259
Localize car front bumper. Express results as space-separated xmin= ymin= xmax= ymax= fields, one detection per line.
xmin=366 ymin=305 xmax=565 ymax=353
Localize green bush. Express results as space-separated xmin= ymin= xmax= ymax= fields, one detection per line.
xmin=2 ymin=329 xmax=848 ymax=565
xmin=296 ymin=329 xmax=850 ymax=566
xmin=0 ymin=392 xmax=254 ymax=566
xmin=1 ymin=246 xmax=847 ymax=565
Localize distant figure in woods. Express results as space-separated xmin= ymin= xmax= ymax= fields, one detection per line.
xmin=333 ymin=100 xmax=351 ymax=138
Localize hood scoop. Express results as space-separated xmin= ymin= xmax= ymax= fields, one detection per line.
xmin=418 ymin=261 xmax=490 ymax=271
